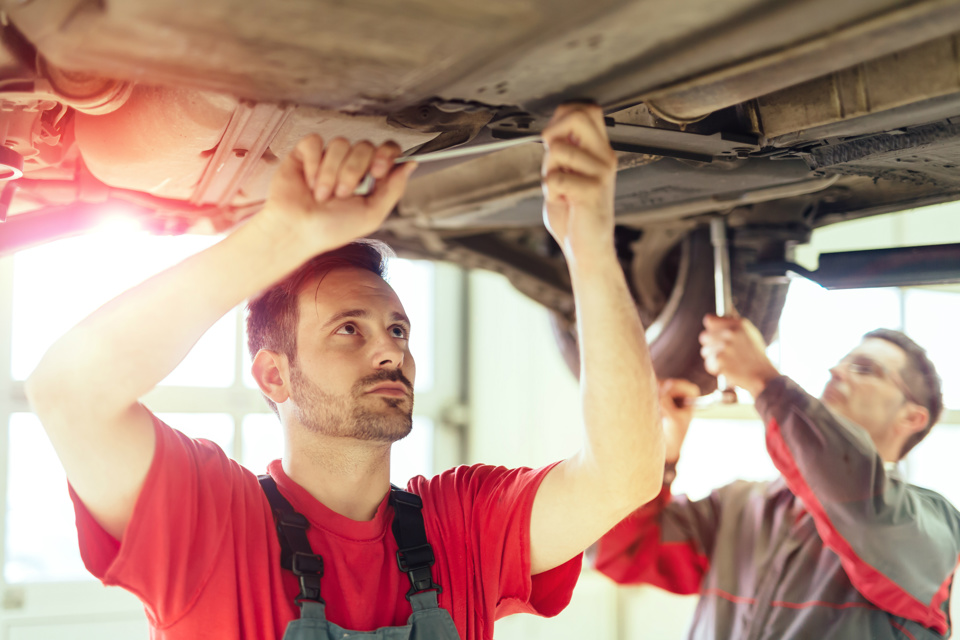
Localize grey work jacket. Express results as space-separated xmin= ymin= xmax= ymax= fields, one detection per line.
xmin=595 ymin=376 xmax=960 ymax=639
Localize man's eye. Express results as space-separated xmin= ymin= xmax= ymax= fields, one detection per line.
xmin=849 ymin=360 xmax=880 ymax=377
xmin=391 ymin=326 xmax=408 ymax=339
xmin=336 ymin=324 xmax=358 ymax=335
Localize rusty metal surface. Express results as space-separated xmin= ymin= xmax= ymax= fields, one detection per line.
xmin=643 ymin=0 xmax=960 ymax=122
xmin=807 ymin=120 xmax=960 ymax=186
xmin=446 ymin=0 xmax=929 ymax=113
xmin=72 ymin=86 xmax=439 ymax=204
xmin=758 ymin=34 xmax=960 ymax=141
xmin=5 ymin=0 xmax=627 ymax=112
xmin=74 ymin=85 xmax=239 ymax=200
xmin=7 ymin=0 xmax=948 ymax=117
xmin=3 ymin=0 xmax=960 ymax=271
xmin=190 ymin=101 xmax=294 ymax=206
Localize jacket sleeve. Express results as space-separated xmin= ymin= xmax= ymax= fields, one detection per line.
xmin=592 ymin=470 xmax=719 ymax=595
xmin=758 ymin=376 xmax=960 ymax=635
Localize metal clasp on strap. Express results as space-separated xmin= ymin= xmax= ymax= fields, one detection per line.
xmin=390 ymin=487 xmax=442 ymax=601
xmin=396 ymin=543 xmax=434 ymax=572
xmin=258 ymin=475 xmax=327 ymax=609
xmin=396 ymin=545 xmax=442 ymax=601
xmin=291 ymin=551 xmax=325 ymax=605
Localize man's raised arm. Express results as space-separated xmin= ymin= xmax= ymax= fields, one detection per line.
xmin=529 ymin=104 xmax=665 ymax=575
xmin=25 ymin=137 xmax=415 ymax=539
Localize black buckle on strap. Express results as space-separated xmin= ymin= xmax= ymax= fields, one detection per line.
xmin=396 ymin=544 xmax=441 ymax=600
xmin=396 ymin=543 xmax=434 ymax=571
xmin=292 ymin=552 xmax=324 ymax=576
xmin=292 ymin=552 xmax=324 ymax=605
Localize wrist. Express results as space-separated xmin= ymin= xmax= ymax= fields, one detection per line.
xmin=565 ymin=242 xmax=620 ymax=280
xmin=742 ymin=365 xmax=780 ymax=399
xmin=247 ymin=206 xmax=335 ymax=263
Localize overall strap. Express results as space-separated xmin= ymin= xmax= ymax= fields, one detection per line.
xmin=389 ymin=486 xmax=442 ymax=602
xmin=258 ymin=475 xmax=325 ymax=608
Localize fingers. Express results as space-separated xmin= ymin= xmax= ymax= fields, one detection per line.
xmin=371 ymin=141 xmax=402 ymax=179
xmin=659 ymin=378 xmax=697 ymax=458
xmin=542 ymin=138 xmax=614 ymax=179
xmin=699 ymin=315 xmax=762 ymax=346
xmin=313 ymin=137 xmax=350 ymax=201
xmin=539 ymin=103 xmax=616 ymax=236
xmin=542 ymin=103 xmax=613 ymax=163
xmin=294 ymin=134 xmax=324 ymax=194
xmin=699 ymin=315 xmax=741 ymax=348
xmin=367 ymin=161 xmax=418 ymax=212
xmin=699 ymin=314 xmax=741 ymax=375
xmin=542 ymin=169 xmax=605 ymax=204
xmin=660 ymin=378 xmax=701 ymax=401
xmin=698 ymin=315 xmax=776 ymax=391
xmin=302 ymin=138 xmax=402 ymax=202
xmin=702 ymin=313 xmax=740 ymax=331
xmin=334 ymin=141 xmax=376 ymax=198
xmin=659 ymin=378 xmax=700 ymax=414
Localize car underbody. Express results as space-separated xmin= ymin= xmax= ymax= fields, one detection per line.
xmin=2 ymin=0 xmax=960 ymax=387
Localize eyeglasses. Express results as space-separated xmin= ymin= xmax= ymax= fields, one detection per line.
xmin=836 ymin=356 xmax=922 ymax=406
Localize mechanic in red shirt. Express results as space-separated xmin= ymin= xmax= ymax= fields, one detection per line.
xmin=595 ymin=316 xmax=960 ymax=639
xmin=26 ymin=103 xmax=666 ymax=640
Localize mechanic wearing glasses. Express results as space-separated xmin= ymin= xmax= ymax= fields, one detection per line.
xmin=594 ymin=315 xmax=960 ymax=639
xmin=25 ymin=103 xmax=666 ymax=640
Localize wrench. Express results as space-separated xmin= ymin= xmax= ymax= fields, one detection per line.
xmin=675 ymin=218 xmax=739 ymax=408
xmin=354 ymin=134 xmax=542 ymax=195
xmin=710 ymin=216 xmax=739 ymax=404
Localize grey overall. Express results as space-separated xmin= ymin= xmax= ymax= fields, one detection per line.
xmin=259 ymin=476 xmax=462 ymax=640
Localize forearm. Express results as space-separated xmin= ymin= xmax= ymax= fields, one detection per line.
xmin=27 ymin=211 xmax=317 ymax=422
xmin=530 ymin=103 xmax=664 ymax=573
xmin=758 ymin=376 xmax=886 ymax=504
xmin=571 ymin=252 xmax=664 ymax=505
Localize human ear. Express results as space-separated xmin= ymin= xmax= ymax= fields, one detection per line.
xmin=900 ymin=403 xmax=930 ymax=436
xmin=251 ymin=349 xmax=291 ymax=404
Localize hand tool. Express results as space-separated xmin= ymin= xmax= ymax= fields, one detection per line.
xmin=710 ymin=215 xmax=739 ymax=404
xmin=353 ymin=119 xmax=760 ymax=195
xmin=353 ymin=134 xmax=542 ymax=195
xmin=672 ymin=217 xmax=739 ymax=409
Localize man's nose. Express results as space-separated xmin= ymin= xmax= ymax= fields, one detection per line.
xmin=828 ymin=364 xmax=846 ymax=381
xmin=371 ymin=332 xmax=405 ymax=369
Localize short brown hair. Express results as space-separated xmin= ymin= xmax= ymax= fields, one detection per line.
xmin=863 ymin=328 xmax=944 ymax=459
xmin=246 ymin=241 xmax=392 ymax=413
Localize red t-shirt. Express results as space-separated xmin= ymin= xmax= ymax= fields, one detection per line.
xmin=70 ymin=415 xmax=582 ymax=639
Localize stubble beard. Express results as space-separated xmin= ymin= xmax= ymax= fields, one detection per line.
xmin=290 ymin=365 xmax=414 ymax=443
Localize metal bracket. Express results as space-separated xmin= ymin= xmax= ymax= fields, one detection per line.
xmin=191 ymin=100 xmax=294 ymax=206
xmin=491 ymin=119 xmax=759 ymax=163
xmin=748 ymin=243 xmax=960 ymax=289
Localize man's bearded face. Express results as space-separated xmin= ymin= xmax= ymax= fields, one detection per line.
xmin=290 ymin=364 xmax=413 ymax=443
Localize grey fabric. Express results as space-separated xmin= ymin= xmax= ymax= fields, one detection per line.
xmin=282 ymin=592 xmax=460 ymax=640
xmin=673 ymin=480 xmax=942 ymax=639
xmin=759 ymin=379 xmax=960 ymax=610
xmin=615 ymin=377 xmax=960 ymax=639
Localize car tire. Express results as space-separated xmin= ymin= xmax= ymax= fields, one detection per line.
xmin=549 ymin=226 xmax=789 ymax=394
